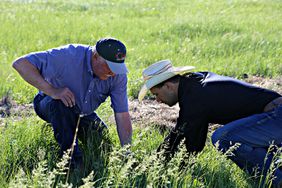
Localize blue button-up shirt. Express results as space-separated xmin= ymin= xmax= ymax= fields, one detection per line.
xmin=24 ymin=44 xmax=129 ymax=115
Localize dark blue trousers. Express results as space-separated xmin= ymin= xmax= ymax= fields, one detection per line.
xmin=212 ymin=105 xmax=282 ymax=187
xmin=33 ymin=93 xmax=107 ymax=166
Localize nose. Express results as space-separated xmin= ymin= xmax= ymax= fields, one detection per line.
xmin=156 ymin=97 xmax=161 ymax=103
xmin=105 ymin=71 xmax=115 ymax=77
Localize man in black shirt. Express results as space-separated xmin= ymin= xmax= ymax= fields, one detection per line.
xmin=138 ymin=60 xmax=282 ymax=187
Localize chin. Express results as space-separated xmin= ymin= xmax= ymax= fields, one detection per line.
xmin=100 ymin=76 xmax=108 ymax=80
xmin=167 ymin=101 xmax=177 ymax=107
xmin=168 ymin=104 xmax=174 ymax=107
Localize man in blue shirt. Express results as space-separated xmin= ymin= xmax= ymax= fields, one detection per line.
xmin=12 ymin=38 xmax=132 ymax=167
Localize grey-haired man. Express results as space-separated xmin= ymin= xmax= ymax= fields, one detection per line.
xmin=139 ymin=60 xmax=282 ymax=187
xmin=12 ymin=38 xmax=132 ymax=167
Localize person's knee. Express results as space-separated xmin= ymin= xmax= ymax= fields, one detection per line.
xmin=211 ymin=128 xmax=225 ymax=146
xmin=49 ymin=99 xmax=66 ymax=112
xmin=211 ymin=128 xmax=232 ymax=153
xmin=49 ymin=99 xmax=77 ymax=116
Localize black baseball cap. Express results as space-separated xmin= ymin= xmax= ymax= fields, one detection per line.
xmin=95 ymin=38 xmax=128 ymax=74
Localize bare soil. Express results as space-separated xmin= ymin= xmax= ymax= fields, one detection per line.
xmin=1 ymin=76 xmax=281 ymax=129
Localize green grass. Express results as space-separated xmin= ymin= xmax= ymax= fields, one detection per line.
xmin=1 ymin=118 xmax=259 ymax=188
xmin=0 ymin=107 xmax=281 ymax=187
xmin=0 ymin=0 xmax=281 ymax=187
xmin=0 ymin=0 xmax=281 ymax=101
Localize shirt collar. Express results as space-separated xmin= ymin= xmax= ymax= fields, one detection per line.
xmin=178 ymin=76 xmax=185 ymax=103
xmin=178 ymin=73 xmax=206 ymax=103
xmin=86 ymin=46 xmax=94 ymax=74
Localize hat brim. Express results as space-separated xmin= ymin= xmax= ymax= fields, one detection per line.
xmin=106 ymin=60 xmax=128 ymax=74
xmin=138 ymin=66 xmax=195 ymax=101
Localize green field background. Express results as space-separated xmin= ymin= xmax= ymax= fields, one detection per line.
xmin=0 ymin=0 xmax=281 ymax=101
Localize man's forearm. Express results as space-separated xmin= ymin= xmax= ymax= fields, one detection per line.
xmin=118 ymin=124 xmax=132 ymax=146
xmin=12 ymin=57 xmax=55 ymax=95
xmin=115 ymin=112 xmax=132 ymax=146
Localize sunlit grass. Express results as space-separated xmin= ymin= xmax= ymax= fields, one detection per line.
xmin=0 ymin=0 xmax=281 ymax=101
xmin=0 ymin=111 xmax=281 ymax=187
xmin=1 ymin=118 xmax=259 ymax=187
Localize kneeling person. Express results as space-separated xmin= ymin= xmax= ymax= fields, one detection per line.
xmin=138 ymin=60 xmax=282 ymax=187
xmin=12 ymin=38 xmax=132 ymax=168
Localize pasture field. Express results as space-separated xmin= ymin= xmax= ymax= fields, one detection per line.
xmin=0 ymin=0 xmax=281 ymax=187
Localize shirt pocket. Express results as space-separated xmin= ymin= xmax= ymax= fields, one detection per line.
xmin=87 ymin=91 xmax=108 ymax=112
xmin=92 ymin=85 xmax=109 ymax=105
xmin=90 ymin=78 xmax=110 ymax=108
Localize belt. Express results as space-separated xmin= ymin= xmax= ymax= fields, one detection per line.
xmin=264 ymin=97 xmax=282 ymax=112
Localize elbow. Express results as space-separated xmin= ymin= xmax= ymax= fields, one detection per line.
xmin=12 ymin=57 xmax=24 ymax=71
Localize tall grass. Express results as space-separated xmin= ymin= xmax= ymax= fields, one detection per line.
xmin=1 ymin=116 xmax=281 ymax=187
xmin=3 ymin=122 xmax=258 ymax=188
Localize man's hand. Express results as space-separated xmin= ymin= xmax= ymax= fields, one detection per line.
xmin=157 ymin=128 xmax=185 ymax=163
xmin=50 ymin=87 xmax=75 ymax=107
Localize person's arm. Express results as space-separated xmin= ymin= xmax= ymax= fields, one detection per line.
xmin=157 ymin=116 xmax=208 ymax=163
xmin=157 ymin=126 xmax=185 ymax=162
xmin=109 ymin=74 xmax=132 ymax=146
xmin=12 ymin=57 xmax=75 ymax=107
xmin=114 ymin=111 xmax=132 ymax=146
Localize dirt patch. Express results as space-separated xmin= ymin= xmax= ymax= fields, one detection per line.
xmin=129 ymin=99 xmax=179 ymax=130
xmin=0 ymin=96 xmax=34 ymax=125
xmin=245 ymin=75 xmax=282 ymax=94
xmin=0 ymin=96 xmax=12 ymax=118
xmin=1 ymin=76 xmax=281 ymax=129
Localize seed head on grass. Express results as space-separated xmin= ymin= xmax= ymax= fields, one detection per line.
xmin=80 ymin=171 xmax=95 ymax=188
xmin=9 ymin=149 xmax=71 ymax=188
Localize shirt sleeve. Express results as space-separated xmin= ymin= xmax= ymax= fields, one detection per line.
xmin=110 ymin=74 xmax=129 ymax=113
xmin=179 ymin=117 xmax=209 ymax=153
xmin=159 ymin=115 xmax=208 ymax=162
xmin=157 ymin=126 xmax=185 ymax=162
xmin=177 ymin=77 xmax=209 ymax=153
xmin=23 ymin=45 xmax=72 ymax=78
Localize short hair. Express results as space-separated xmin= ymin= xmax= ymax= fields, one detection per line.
xmin=154 ymin=75 xmax=181 ymax=88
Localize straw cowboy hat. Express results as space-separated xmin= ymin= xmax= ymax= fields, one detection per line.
xmin=138 ymin=60 xmax=195 ymax=101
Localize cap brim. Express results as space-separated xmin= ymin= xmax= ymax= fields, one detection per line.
xmin=138 ymin=84 xmax=149 ymax=102
xmin=138 ymin=66 xmax=195 ymax=102
xmin=106 ymin=60 xmax=128 ymax=74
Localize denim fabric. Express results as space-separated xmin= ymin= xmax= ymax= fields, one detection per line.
xmin=211 ymin=105 xmax=282 ymax=187
xmin=33 ymin=94 xmax=107 ymax=166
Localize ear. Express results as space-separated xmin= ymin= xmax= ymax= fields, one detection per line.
xmin=91 ymin=52 xmax=96 ymax=62
xmin=164 ymin=81 xmax=174 ymax=90
xmin=93 ymin=52 xmax=98 ymax=59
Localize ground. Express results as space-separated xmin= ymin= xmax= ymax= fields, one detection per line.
xmin=0 ymin=76 xmax=281 ymax=129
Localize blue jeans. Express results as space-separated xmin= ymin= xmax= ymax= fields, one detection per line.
xmin=211 ymin=105 xmax=282 ymax=187
xmin=33 ymin=93 xmax=107 ymax=166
